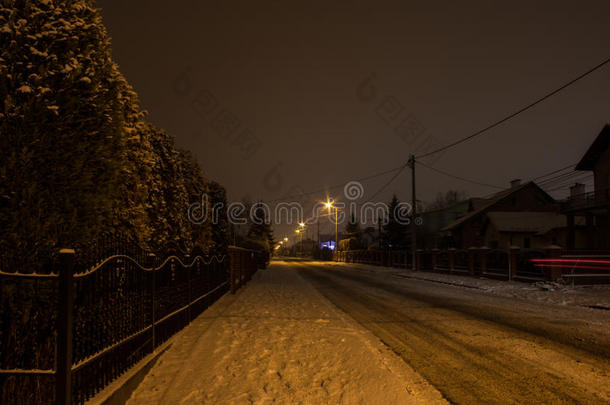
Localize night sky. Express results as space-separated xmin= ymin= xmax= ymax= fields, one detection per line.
xmin=99 ymin=0 xmax=610 ymax=234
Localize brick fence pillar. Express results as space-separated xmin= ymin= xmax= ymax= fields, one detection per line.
xmin=509 ymin=246 xmax=520 ymax=281
xmin=416 ymin=249 xmax=424 ymax=271
xmin=468 ymin=247 xmax=477 ymax=276
xmin=479 ymin=246 xmax=490 ymax=275
xmin=431 ymin=248 xmax=440 ymax=271
xmin=545 ymin=246 xmax=563 ymax=281
xmin=448 ymin=248 xmax=456 ymax=273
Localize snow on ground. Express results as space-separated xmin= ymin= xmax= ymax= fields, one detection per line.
xmin=126 ymin=265 xmax=447 ymax=405
xmin=326 ymin=262 xmax=610 ymax=309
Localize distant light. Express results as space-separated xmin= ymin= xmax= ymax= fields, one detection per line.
xmin=299 ymin=222 xmax=305 ymax=227
xmin=320 ymin=241 xmax=336 ymax=250
xmin=295 ymin=229 xmax=300 ymax=233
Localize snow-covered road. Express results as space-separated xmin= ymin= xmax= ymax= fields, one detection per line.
xmin=298 ymin=261 xmax=610 ymax=404
xmin=126 ymin=262 xmax=446 ymax=404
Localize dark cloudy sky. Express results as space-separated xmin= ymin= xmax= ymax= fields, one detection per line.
xmin=99 ymin=0 xmax=610 ymax=232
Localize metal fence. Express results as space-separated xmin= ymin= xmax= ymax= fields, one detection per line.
xmin=335 ymin=247 xmax=610 ymax=283
xmin=0 ymin=240 xmax=262 ymax=405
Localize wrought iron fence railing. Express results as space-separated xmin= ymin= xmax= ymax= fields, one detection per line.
xmin=0 ymin=241 xmax=262 ymax=405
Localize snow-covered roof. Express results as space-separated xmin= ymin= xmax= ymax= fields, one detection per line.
xmin=441 ymin=182 xmax=555 ymax=232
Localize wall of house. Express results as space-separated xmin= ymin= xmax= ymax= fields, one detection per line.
xmin=545 ymin=227 xmax=589 ymax=249
xmin=484 ymin=224 xmax=551 ymax=249
xmin=593 ymin=147 xmax=610 ymax=195
xmin=455 ymin=214 xmax=486 ymax=248
xmin=592 ymin=148 xmax=610 ymax=249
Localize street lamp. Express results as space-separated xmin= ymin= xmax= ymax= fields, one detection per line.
xmin=295 ymin=229 xmax=303 ymax=256
xmin=324 ymin=200 xmax=339 ymax=258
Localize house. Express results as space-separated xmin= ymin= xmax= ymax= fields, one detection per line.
xmin=561 ymin=125 xmax=610 ymax=250
xmin=441 ymin=180 xmax=565 ymax=249
xmin=483 ymin=211 xmax=586 ymax=249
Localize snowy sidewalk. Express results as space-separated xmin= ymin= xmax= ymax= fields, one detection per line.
xmin=126 ymin=263 xmax=446 ymax=404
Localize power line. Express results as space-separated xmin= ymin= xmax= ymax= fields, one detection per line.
xmin=364 ymin=162 xmax=410 ymax=203
xmin=357 ymin=59 xmax=609 ymax=200
xmin=543 ymin=174 xmax=594 ymax=192
xmin=538 ymin=170 xmax=587 ymax=187
xmin=263 ymin=165 xmax=403 ymax=204
xmin=532 ymin=163 xmax=576 ymax=181
xmin=263 ymin=53 xmax=608 ymax=206
xmin=416 ymin=160 xmax=504 ymax=189
xmin=416 ymin=57 xmax=610 ymax=159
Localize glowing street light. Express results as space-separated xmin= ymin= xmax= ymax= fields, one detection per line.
xmin=324 ymin=199 xmax=339 ymax=258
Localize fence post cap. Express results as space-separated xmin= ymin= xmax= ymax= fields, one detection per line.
xmin=479 ymin=246 xmax=490 ymax=251
xmin=546 ymin=245 xmax=562 ymax=250
xmin=448 ymin=247 xmax=457 ymax=251
xmin=58 ymin=248 xmax=75 ymax=254
xmin=468 ymin=246 xmax=478 ymax=251
xmin=509 ymin=245 xmax=520 ymax=250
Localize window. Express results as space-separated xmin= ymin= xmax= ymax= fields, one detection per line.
xmin=524 ymin=237 xmax=531 ymax=249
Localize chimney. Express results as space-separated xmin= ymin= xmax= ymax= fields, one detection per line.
xmin=570 ymin=183 xmax=585 ymax=198
xmin=510 ymin=179 xmax=521 ymax=188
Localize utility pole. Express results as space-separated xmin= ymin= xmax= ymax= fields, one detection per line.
xmin=409 ymin=154 xmax=417 ymax=270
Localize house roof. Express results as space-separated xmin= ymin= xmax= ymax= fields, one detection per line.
xmin=440 ymin=182 xmax=554 ymax=231
xmin=576 ymin=124 xmax=610 ymax=171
